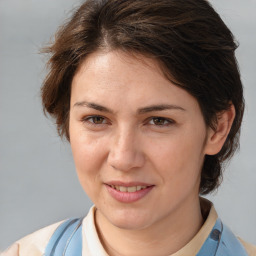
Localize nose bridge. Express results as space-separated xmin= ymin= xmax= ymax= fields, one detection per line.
xmin=116 ymin=125 xmax=135 ymax=152
xmin=108 ymin=124 xmax=144 ymax=171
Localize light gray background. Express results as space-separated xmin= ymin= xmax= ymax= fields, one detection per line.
xmin=1 ymin=0 xmax=255 ymax=251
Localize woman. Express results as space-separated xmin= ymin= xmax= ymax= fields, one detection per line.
xmin=2 ymin=0 xmax=256 ymax=255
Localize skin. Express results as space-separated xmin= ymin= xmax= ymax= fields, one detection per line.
xmin=1 ymin=244 xmax=19 ymax=256
xmin=69 ymin=50 xmax=235 ymax=256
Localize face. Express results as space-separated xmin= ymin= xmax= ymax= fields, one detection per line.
xmin=69 ymin=50 xmax=211 ymax=230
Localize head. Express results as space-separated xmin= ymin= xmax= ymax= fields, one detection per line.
xmin=42 ymin=0 xmax=244 ymax=196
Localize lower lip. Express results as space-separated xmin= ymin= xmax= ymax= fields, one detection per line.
xmin=105 ymin=185 xmax=154 ymax=203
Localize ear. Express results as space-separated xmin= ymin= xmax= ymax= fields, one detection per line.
xmin=204 ymin=104 xmax=236 ymax=155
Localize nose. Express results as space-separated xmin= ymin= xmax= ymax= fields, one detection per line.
xmin=107 ymin=127 xmax=145 ymax=172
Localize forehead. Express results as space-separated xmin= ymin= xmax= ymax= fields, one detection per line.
xmin=71 ymin=50 xmax=201 ymax=115
xmin=74 ymin=50 xmax=165 ymax=86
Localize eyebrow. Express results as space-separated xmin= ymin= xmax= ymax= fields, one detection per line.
xmin=73 ymin=101 xmax=113 ymax=113
xmin=137 ymin=104 xmax=185 ymax=114
xmin=73 ymin=101 xmax=185 ymax=114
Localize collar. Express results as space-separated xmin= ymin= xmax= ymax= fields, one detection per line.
xmin=81 ymin=198 xmax=218 ymax=256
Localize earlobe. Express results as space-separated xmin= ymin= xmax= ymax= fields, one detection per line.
xmin=204 ymin=104 xmax=236 ymax=155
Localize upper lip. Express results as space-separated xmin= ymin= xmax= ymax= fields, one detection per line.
xmin=104 ymin=181 xmax=154 ymax=187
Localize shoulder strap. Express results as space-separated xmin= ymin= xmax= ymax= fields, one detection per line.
xmin=197 ymin=218 xmax=248 ymax=256
xmin=45 ymin=217 xmax=248 ymax=256
xmin=216 ymin=222 xmax=249 ymax=256
xmin=44 ymin=218 xmax=83 ymax=256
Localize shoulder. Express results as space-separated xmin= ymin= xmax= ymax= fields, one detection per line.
xmin=16 ymin=220 xmax=65 ymax=256
xmin=200 ymin=199 xmax=256 ymax=256
xmin=238 ymin=238 xmax=256 ymax=256
xmin=219 ymin=220 xmax=256 ymax=256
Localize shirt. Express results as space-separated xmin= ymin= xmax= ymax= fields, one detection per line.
xmin=11 ymin=199 xmax=256 ymax=256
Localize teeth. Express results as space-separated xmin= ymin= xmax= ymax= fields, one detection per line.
xmin=128 ymin=186 xmax=136 ymax=192
xmin=112 ymin=185 xmax=148 ymax=192
xmin=120 ymin=186 xmax=127 ymax=192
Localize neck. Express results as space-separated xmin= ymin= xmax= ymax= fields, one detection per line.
xmin=95 ymin=196 xmax=203 ymax=256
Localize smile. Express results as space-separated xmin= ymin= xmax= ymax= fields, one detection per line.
xmin=109 ymin=185 xmax=148 ymax=192
xmin=105 ymin=183 xmax=154 ymax=203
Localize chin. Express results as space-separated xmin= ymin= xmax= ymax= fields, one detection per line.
xmin=111 ymin=217 xmax=150 ymax=230
xmin=106 ymin=207 xmax=154 ymax=230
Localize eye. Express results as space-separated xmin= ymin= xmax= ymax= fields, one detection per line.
xmin=148 ymin=117 xmax=174 ymax=126
xmin=82 ymin=115 xmax=107 ymax=125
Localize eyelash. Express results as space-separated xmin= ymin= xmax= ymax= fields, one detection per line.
xmin=81 ymin=115 xmax=109 ymax=126
xmin=147 ymin=117 xmax=175 ymax=127
xmin=81 ymin=115 xmax=175 ymax=127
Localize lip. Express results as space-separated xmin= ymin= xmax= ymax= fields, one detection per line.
xmin=105 ymin=181 xmax=153 ymax=187
xmin=104 ymin=181 xmax=154 ymax=203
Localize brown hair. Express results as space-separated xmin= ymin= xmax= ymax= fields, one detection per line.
xmin=42 ymin=0 xmax=244 ymax=194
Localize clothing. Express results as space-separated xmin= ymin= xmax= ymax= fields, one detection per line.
xmin=12 ymin=200 xmax=256 ymax=256
xmin=43 ymin=216 xmax=248 ymax=256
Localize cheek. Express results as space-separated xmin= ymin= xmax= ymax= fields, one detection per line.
xmin=71 ymin=136 xmax=101 ymax=165
xmin=149 ymin=131 xmax=205 ymax=185
xmin=69 ymin=128 xmax=108 ymax=191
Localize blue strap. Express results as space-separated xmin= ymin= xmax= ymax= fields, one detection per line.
xmin=197 ymin=218 xmax=248 ymax=256
xmin=45 ymin=217 xmax=248 ymax=256
xmin=197 ymin=219 xmax=223 ymax=256
xmin=44 ymin=218 xmax=83 ymax=256
xmin=216 ymin=223 xmax=249 ymax=256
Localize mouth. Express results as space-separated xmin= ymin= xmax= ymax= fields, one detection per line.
xmin=107 ymin=185 xmax=151 ymax=192
xmin=104 ymin=182 xmax=154 ymax=203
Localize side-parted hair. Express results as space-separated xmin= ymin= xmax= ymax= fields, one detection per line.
xmin=41 ymin=0 xmax=244 ymax=194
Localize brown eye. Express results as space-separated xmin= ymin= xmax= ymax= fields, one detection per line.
xmin=83 ymin=115 xmax=107 ymax=125
xmin=91 ymin=116 xmax=105 ymax=124
xmin=148 ymin=117 xmax=174 ymax=126
xmin=152 ymin=117 xmax=168 ymax=125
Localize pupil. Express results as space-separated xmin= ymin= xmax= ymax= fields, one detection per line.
xmin=153 ymin=118 xmax=164 ymax=125
xmin=93 ymin=117 xmax=103 ymax=124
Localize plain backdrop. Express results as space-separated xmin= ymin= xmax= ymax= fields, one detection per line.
xmin=1 ymin=0 xmax=256 ymax=251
